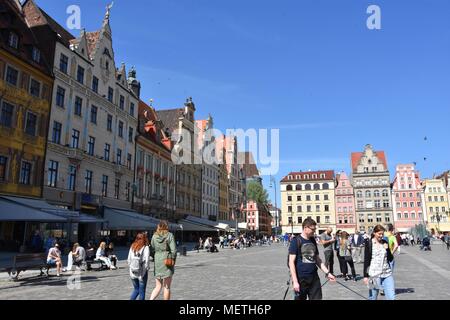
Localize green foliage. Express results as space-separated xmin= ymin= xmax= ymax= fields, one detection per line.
xmin=246 ymin=182 xmax=269 ymax=205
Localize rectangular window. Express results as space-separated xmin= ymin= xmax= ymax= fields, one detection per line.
xmin=297 ymin=196 xmax=301 ymax=201
xmin=367 ymin=214 xmax=373 ymax=223
xmin=59 ymin=54 xmax=68 ymax=74
xmin=127 ymin=153 xmax=132 ymax=170
xmin=77 ymin=66 xmax=84 ymax=84
xmin=383 ymin=200 xmax=390 ymax=208
xmin=0 ymin=156 xmax=8 ymax=181
xmin=307 ymin=205 xmax=312 ymax=212
xmin=92 ymin=76 xmax=99 ymax=93
xmin=118 ymin=121 xmax=123 ymax=138
xmin=375 ymin=200 xmax=381 ymax=208
xmin=107 ymin=114 xmax=113 ymax=132
xmin=71 ymin=129 xmax=80 ymax=149
xmin=88 ymin=136 xmax=95 ymax=156
xmin=359 ymin=215 xmax=365 ymax=223
xmin=297 ymin=206 xmax=302 ymax=212
xmin=56 ymin=86 xmax=65 ymax=108
xmin=324 ymin=194 xmax=329 ymax=201
xmin=108 ymin=87 xmax=114 ymax=103
xmin=114 ymin=179 xmax=120 ymax=199
xmin=19 ymin=161 xmax=32 ymax=185
xmin=306 ymin=195 xmax=311 ymax=201
xmin=52 ymin=121 xmax=62 ymax=144
xmin=357 ymin=201 xmax=364 ymax=209
xmin=90 ymin=106 xmax=97 ymax=124
xmin=8 ymin=32 xmax=19 ymax=49
xmin=287 ymin=196 xmax=292 ymax=202
xmin=297 ymin=217 xmax=302 ymax=224
xmin=316 ymin=205 xmax=320 ymax=212
xmin=288 ymin=206 xmax=292 ymax=213
xmin=74 ymin=96 xmax=83 ymax=116
xmin=324 ymin=205 xmax=329 ymax=212
xmin=376 ymin=214 xmax=382 ymax=223
xmin=410 ymin=202 xmax=415 ymax=208
xmin=47 ymin=160 xmax=58 ymax=188
xmin=117 ymin=149 xmax=122 ymax=165
xmin=68 ymin=165 xmax=76 ymax=191
xmin=102 ymin=175 xmax=108 ymax=197
xmin=385 ymin=213 xmax=391 ymax=222
xmin=104 ymin=144 xmax=110 ymax=161
xmin=6 ymin=66 xmax=19 ymax=86
xmin=128 ymin=127 xmax=134 ymax=143
xmin=0 ymin=101 xmax=14 ymax=127
xmin=315 ymin=195 xmax=320 ymax=201
xmin=316 ymin=216 xmax=321 ymax=224
xmin=85 ymin=170 xmax=93 ymax=194
xmin=32 ymin=47 xmax=41 ymax=63
xmin=24 ymin=112 xmax=37 ymax=136
xmin=30 ymin=79 xmax=41 ymax=97
xmin=130 ymin=103 xmax=135 ymax=117
xmin=119 ymin=95 xmax=125 ymax=110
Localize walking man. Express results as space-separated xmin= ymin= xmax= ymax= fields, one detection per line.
xmin=320 ymin=228 xmax=336 ymax=275
xmin=351 ymin=230 xmax=365 ymax=264
xmin=289 ymin=218 xmax=336 ymax=300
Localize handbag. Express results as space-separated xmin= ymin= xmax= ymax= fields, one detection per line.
xmin=164 ymin=237 xmax=175 ymax=268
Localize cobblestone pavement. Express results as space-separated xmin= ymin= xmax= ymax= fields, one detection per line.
xmin=0 ymin=243 xmax=449 ymax=300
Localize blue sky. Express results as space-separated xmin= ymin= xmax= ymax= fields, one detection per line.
xmin=37 ymin=0 xmax=450 ymax=207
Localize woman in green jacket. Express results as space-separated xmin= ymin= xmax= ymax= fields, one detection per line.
xmin=150 ymin=220 xmax=176 ymax=300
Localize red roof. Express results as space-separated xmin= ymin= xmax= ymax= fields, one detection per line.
xmin=351 ymin=151 xmax=388 ymax=172
xmin=281 ymin=170 xmax=335 ymax=183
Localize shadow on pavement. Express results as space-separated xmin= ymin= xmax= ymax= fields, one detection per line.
xmin=395 ymin=288 xmax=415 ymax=295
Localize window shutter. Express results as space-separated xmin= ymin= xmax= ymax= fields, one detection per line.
xmin=0 ymin=58 xmax=5 ymax=80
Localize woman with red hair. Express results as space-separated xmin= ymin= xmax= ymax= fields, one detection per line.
xmin=127 ymin=232 xmax=150 ymax=300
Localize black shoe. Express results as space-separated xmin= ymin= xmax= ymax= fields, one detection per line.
xmin=380 ymin=291 xmax=385 ymax=296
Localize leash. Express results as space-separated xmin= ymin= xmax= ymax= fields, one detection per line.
xmin=333 ymin=279 xmax=369 ymax=300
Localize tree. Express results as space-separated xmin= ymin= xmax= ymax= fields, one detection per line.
xmin=246 ymin=181 xmax=269 ymax=206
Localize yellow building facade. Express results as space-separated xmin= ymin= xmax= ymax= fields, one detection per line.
xmin=281 ymin=170 xmax=337 ymax=235
xmin=0 ymin=43 xmax=52 ymax=198
xmin=423 ymin=179 xmax=450 ymax=233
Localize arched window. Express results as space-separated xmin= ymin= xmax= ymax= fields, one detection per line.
xmin=323 ymin=183 xmax=329 ymax=190
xmin=397 ymin=213 xmax=402 ymax=220
xmin=382 ymin=190 xmax=389 ymax=197
xmin=305 ymin=184 xmax=312 ymax=190
xmin=374 ymin=190 xmax=380 ymax=197
xmin=286 ymin=185 xmax=293 ymax=191
xmin=366 ymin=190 xmax=371 ymax=198
xmin=296 ymin=184 xmax=302 ymax=191
xmin=313 ymin=183 xmax=320 ymax=190
xmin=404 ymin=212 xmax=409 ymax=219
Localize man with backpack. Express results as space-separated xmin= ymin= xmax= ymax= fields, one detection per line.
xmin=288 ymin=218 xmax=336 ymax=300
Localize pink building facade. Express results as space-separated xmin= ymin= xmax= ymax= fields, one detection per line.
xmin=335 ymin=172 xmax=357 ymax=233
xmin=392 ymin=164 xmax=425 ymax=232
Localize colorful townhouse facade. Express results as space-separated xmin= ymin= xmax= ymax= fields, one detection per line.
xmin=335 ymin=172 xmax=357 ymax=234
xmin=423 ymin=178 xmax=450 ymax=233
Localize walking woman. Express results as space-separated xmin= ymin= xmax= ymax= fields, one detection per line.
xmin=363 ymin=225 xmax=395 ymax=300
xmin=128 ymin=233 xmax=150 ymax=300
xmin=150 ymin=220 xmax=177 ymax=300
xmin=339 ymin=231 xmax=357 ymax=281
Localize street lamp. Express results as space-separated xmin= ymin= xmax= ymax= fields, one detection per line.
xmin=269 ymin=175 xmax=279 ymax=235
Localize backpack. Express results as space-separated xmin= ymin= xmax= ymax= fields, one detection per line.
xmin=287 ymin=236 xmax=318 ymax=269
xmin=130 ymin=247 xmax=145 ymax=274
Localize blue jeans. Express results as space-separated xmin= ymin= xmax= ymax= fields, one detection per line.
xmin=130 ymin=272 xmax=148 ymax=300
xmin=368 ymin=275 xmax=396 ymax=300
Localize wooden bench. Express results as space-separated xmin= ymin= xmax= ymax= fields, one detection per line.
xmin=6 ymin=253 xmax=53 ymax=280
xmin=85 ymin=256 xmax=108 ymax=271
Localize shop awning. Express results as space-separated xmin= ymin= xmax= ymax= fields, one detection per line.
xmin=178 ymin=219 xmax=219 ymax=232
xmin=77 ymin=213 xmax=106 ymax=224
xmin=184 ymin=215 xmax=230 ymax=231
xmin=0 ymin=197 xmax=67 ymax=222
xmin=103 ymin=207 xmax=158 ymax=231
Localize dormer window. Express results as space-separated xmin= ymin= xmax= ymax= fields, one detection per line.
xmin=8 ymin=32 xmax=19 ymax=49
xmin=32 ymin=47 xmax=40 ymax=63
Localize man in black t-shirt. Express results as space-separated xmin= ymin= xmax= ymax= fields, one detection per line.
xmin=288 ymin=218 xmax=336 ymax=300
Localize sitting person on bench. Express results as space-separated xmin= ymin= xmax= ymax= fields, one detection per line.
xmin=47 ymin=243 xmax=62 ymax=277
xmin=106 ymin=242 xmax=118 ymax=268
xmin=96 ymin=242 xmax=116 ymax=270
xmin=64 ymin=243 xmax=86 ymax=272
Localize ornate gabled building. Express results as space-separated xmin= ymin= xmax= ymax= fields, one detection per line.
xmin=0 ymin=0 xmax=54 ymax=243
xmin=392 ymin=164 xmax=425 ymax=232
xmin=335 ymin=172 xmax=357 ymax=234
xmin=351 ymin=144 xmax=393 ymax=233
xmin=157 ymin=98 xmax=202 ymax=220
xmin=135 ymin=100 xmax=176 ymax=220
xmin=0 ymin=0 xmax=53 ymax=198
xmin=24 ymin=2 xmax=139 ymax=241
xmin=196 ymin=116 xmax=219 ymax=221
